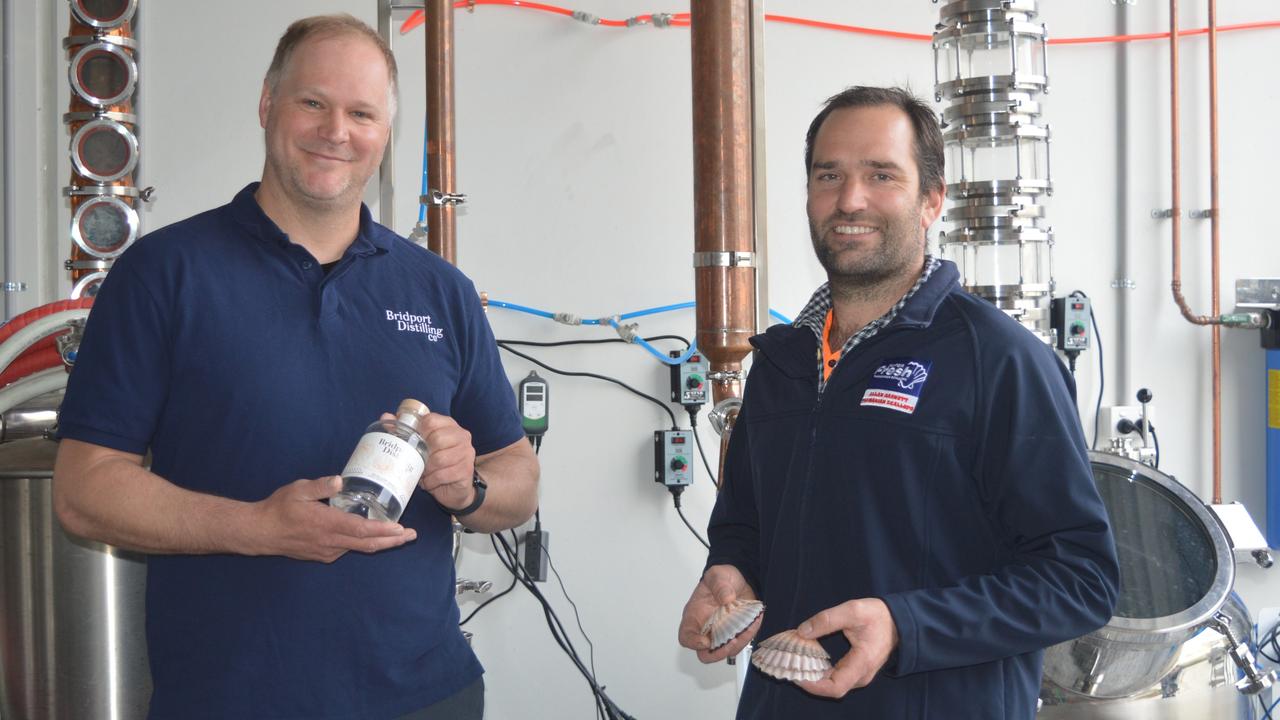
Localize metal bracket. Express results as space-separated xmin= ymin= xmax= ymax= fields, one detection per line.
xmin=56 ymin=318 xmax=88 ymax=367
xmin=2 ymin=282 xmax=27 ymax=293
xmin=455 ymin=578 xmax=493 ymax=595
xmin=1111 ymin=278 xmax=1137 ymax=290
xmin=1189 ymin=209 xmax=1215 ymax=220
xmin=693 ymin=251 xmax=755 ymax=268
xmin=1236 ymin=278 xmax=1280 ymax=310
xmin=421 ymin=190 xmax=467 ymax=207
xmin=1151 ymin=208 xmax=1177 ymax=219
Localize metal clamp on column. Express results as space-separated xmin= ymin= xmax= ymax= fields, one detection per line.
xmin=421 ymin=189 xmax=467 ymax=206
xmin=693 ymin=251 xmax=755 ymax=268
xmin=707 ymin=369 xmax=745 ymax=384
xmin=65 ymin=259 xmax=113 ymax=272
xmin=63 ymin=184 xmax=141 ymax=198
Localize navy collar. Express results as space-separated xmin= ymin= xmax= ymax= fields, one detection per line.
xmin=227 ymin=182 xmax=391 ymax=258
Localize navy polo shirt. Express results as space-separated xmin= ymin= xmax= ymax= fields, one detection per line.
xmin=59 ymin=183 xmax=524 ymax=720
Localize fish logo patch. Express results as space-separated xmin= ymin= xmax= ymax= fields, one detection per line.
xmin=861 ymin=358 xmax=931 ymax=414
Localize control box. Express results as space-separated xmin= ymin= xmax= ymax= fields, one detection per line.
xmin=654 ymin=430 xmax=693 ymax=488
xmin=518 ymin=371 xmax=548 ymax=436
xmin=1051 ymin=296 xmax=1091 ymax=352
xmin=670 ymin=351 xmax=710 ymax=407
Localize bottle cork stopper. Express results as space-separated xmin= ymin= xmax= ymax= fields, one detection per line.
xmin=397 ymin=399 xmax=430 ymax=417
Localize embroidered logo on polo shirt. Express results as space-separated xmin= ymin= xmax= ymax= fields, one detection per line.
xmin=385 ymin=309 xmax=445 ymax=342
xmin=861 ymin=358 xmax=931 ymax=414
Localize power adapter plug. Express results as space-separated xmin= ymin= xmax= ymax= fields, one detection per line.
xmin=523 ymin=529 xmax=549 ymax=583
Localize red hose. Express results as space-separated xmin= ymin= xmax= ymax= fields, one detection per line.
xmin=0 ymin=347 xmax=63 ymax=387
xmin=0 ymin=299 xmax=94 ymax=386
xmin=0 ymin=298 xmax=94 ymax=346
xmin=398 ymin=2 xmax=1280 ymax=46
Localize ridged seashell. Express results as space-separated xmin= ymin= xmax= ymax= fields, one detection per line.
xmin=750 ymin=629 xmax=832 ymax=682
xmin=903 ymin=362 xmax=929 ymax=390
xmin=700 ymin=599 xmax=764 ymax=650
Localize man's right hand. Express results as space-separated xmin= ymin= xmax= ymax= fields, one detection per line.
xmin=677 ymin=564 xmax=763 ymax=663
xmin=250 ymin=476 xmax=417 ymax=563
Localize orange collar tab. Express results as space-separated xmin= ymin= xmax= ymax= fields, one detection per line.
xmin=822 ymin=308 xmax=842 ymax=381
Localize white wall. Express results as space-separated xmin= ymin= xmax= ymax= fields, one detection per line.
xmin=4 ymin=1 xmax=1279 ymax=718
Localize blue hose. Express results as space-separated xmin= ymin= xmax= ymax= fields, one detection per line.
xmin=418 ymin=118 xmax=430 ymax=223
xmin=486 ymin=298 xmax=791 ymax=365
xmin=486 ymin=300 xmax=556 ymax=320
xmin=606 ymin=319 xmax=699 ymax=365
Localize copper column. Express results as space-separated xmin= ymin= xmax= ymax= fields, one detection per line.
xmin=425 ymin=0 xmax=458 ymax=265
xmin=691 ymin=0 xmax=757 ymax=406
xmin=1167 ymin=0 xmax=1224 ymax=503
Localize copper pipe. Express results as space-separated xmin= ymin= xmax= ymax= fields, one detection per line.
xmin=691 ymin=0 xmax=757 ymax=405
xmin=1208 ymin=0 xmax=1222 ymax=503
xmin=714 ymin=407 xmax=739 ymax=491
xmin=1167 ymin=0 xmax=1223 ymax=501
xmin=425 ymin=0 xmax=457 ymax=265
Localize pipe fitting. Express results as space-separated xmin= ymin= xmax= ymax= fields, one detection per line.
xmin=1218 ymin=312 xmax=1267 ymax=329
xmin=708 ymin=397 xmax=742 ymax=437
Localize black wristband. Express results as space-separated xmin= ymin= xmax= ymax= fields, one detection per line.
xmin=439 ymin=469 xmax=487 ymax=517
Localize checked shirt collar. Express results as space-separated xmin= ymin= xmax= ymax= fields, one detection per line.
xmin=794 ymin=255 xmax=940 ymax=392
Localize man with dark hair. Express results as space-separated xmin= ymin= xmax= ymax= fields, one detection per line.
xmin=53 ymin=14 xmax=538 ymax=720
xmin=677 ymin=86 xmax=1118 ymax=718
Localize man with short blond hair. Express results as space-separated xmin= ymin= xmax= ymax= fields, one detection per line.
xmin=54 ymin=14 xmax=538 ymax=719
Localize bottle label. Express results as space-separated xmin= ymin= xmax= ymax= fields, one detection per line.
xmin=341 ymin=432 xmax=425 ymax=510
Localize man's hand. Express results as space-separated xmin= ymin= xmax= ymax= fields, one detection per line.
xmin=251 ymin=476 xmax=417 ymax=563
xmin=793 ymin=598 xmax=899 ymax=698
xmin=678 ymin=564 xmax=763 ymax=663
xmin=410 ymin=412 xmax=478 ymax=511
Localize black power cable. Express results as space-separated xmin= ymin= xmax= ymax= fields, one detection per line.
xmin=1069 ymin=291 xmax=1105 ymax=450
xmin=1256 ymin=620 xmax=1280 ymax=719
xmin=1150 ymin=425 xmax=1160 ymax=468
xmin=692 ymin=425 xmax=718 ymax=491
xmin=669 ymin=487 xmax=710 ymax=550
xmin=498 ymin=334 xmax=691 ymax=349
xmin=1258 ymin=618 xmax=1280 ymax=664
xmin=458 ymin=571 xmax=518 ymax=627
xmin=685 ymin=408 xmax=719 ymax=491
xmin=498 ymin=341 xmax=678 ymax=428
xmin=491 ymin=531 xmax=635 ymax=720
xmin=544 ymin=543 xmax=599 ymax=697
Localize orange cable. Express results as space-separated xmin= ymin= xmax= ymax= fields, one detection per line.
xmin=763 ymin=14 xmax=932 ymax=42
xmin=398 ymin=2 xmax=1280 ymax=45
xmin=1048 ymin=20 xmax=1280 ymax=45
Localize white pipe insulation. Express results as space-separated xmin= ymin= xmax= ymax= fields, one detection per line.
xmin=0 ymin=308 xmax=90 ymax=377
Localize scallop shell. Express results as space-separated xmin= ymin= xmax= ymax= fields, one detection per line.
xmin=750 ymin=629 xmax=832 ymax=682
xmin=700 ymin=599 xmax=764 ymax=650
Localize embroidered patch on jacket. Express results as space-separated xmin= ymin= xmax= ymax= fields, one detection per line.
xmin=861 ymin=358 xmax=931 ymax=414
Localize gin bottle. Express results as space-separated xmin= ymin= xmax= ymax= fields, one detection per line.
xmin=331 ymin=399 xmax=430 ymax=522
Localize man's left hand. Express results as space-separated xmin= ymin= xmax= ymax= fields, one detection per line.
xmin=793 ymin=598 xmax=899 ymax=699
xmin=407 ymin=412 xmax=476 ymax=510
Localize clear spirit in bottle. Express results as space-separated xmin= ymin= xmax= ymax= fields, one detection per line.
xmin=331 ymin=399 xmax=430 ymax=522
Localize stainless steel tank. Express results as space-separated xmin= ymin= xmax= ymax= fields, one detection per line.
xmin=0 ymin=435 xmax=151 ymax=719
xmin=1039 ymin=452 xmax=1270 ymax=718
